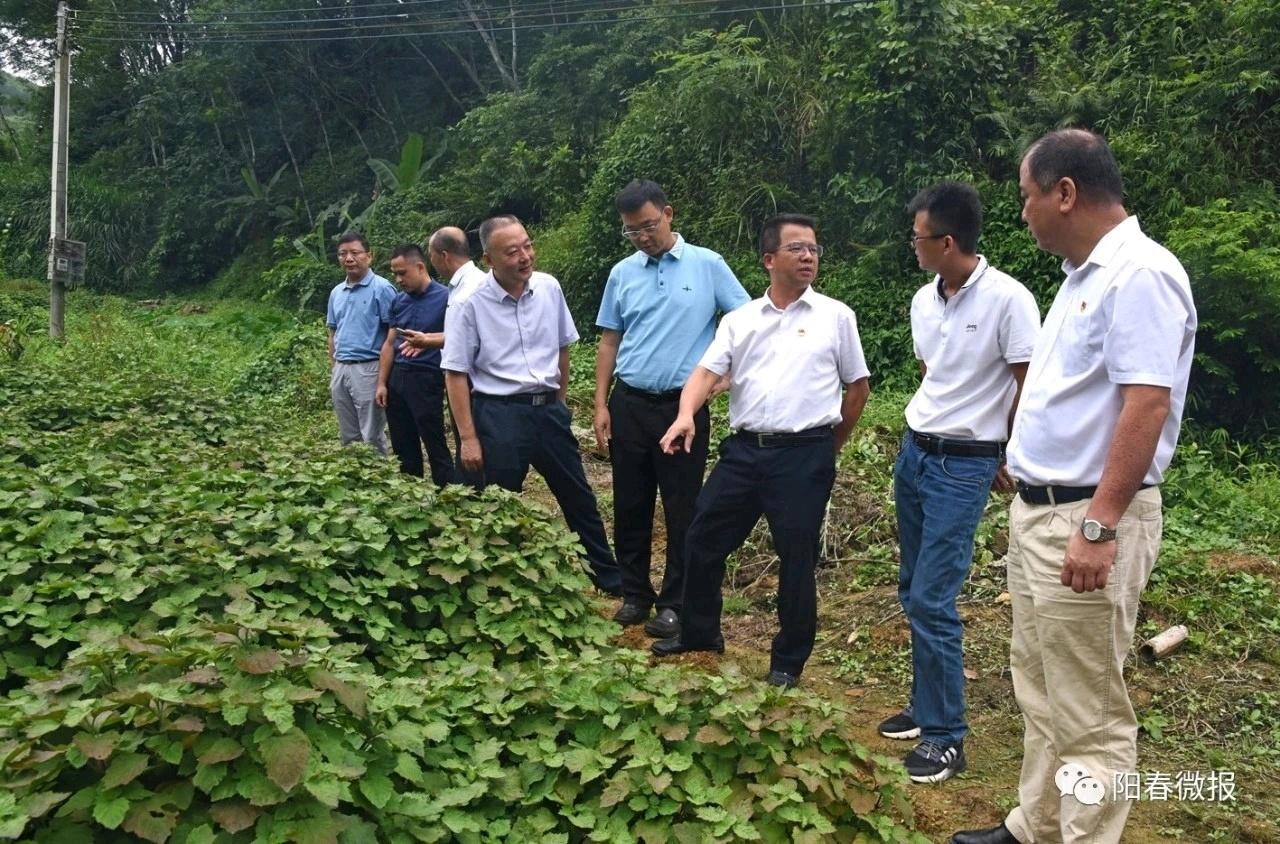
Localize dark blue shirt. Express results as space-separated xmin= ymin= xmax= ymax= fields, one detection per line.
xmin=389 ymin=282 xmax=449 ymax=370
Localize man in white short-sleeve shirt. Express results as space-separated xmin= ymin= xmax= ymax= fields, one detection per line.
xmin=882 ymin=181 xmax=1041 ymax=786
xmin=950 ymin=131 xmax=1196 ymax=844
xmin=652 ymin=214 xmax=871 ymax=688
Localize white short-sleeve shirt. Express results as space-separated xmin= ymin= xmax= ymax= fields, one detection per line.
xmin=905 ymin=257 xmax=1041 ymax=442
xmin=699 ymin=285 xmax=870 ymax=433
xmin=446 ymin=260 xmax=486 ymax=306
xmin=1007 ymin=217 xmax=1197 ymax=486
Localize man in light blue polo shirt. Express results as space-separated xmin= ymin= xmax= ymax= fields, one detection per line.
xmin=593 ymin=180 xmax=750 ymax=636
xmin=326 ymin=232 xmax=397 ymax=455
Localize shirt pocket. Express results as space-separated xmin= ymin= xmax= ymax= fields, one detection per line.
xmin=1060 ymin=308 xmax=1103 ymax=377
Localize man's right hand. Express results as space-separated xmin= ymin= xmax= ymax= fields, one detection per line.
xmin=659 ymin=415 xmax=696 ymax=455
xmin=593 ymin=406 xmax=611 ymax=455
xmin=459 ymin=436 xmax=484 ymax=474
xmin=375 ymin=384 xmax=388 ymax=408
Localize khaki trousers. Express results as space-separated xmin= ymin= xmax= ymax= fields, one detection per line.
xmin=1003 ymin=487 xmax=1162 ymax=844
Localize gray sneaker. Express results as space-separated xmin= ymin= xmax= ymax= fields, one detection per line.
xmin=878 ymin=706 xmax=921 ymax=740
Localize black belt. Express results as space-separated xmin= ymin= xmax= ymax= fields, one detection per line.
xmin=1016 ymin=482 xmax=1153 ymax=506
xmin=910 ymin=428 xmax=1004 ymax=458
xmin=615 ymin=379 xmax=683 ymax=402
xmin=473 ymin=391 xmax=557 ymax=406
xmin=737 ymin=426 xmax=832 ymax=447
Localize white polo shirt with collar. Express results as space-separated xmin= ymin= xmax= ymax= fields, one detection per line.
xmin=1007 ymin=216 xmax=1197 ymax=487
xmin=905 ymin=256 xmax=1041 ymax=442
xmin=698 ymin=285 xmax=870 ymax=434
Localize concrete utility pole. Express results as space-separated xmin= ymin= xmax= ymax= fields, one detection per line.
xmin=48 ymin=1 xmax=70 ymax=339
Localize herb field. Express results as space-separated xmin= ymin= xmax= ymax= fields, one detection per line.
xmin=0 ymin=285 xmax=926 ymax=842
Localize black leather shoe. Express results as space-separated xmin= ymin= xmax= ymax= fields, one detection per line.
xmin=950 ymin=822 xmax=1020 ymax=844
xmin=612 ymin=602 xmax=650 ymax=626
xmin=766 ymin=670 xmax=798 ymax=689
xmin=643 ymin=608 xmax=680 ymax=638
xmin=650 ymin=636 xmax=724 ymax=657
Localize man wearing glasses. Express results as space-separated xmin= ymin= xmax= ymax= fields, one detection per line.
xmin=326 ymin=232 xmax=398 ymax=454
xmin=594 ymin=180 xmax=750 ymax=636
xmin=652 ymin=214 xmax=870 ymax=688
xmin=880 ymin=181 xmax=1040 ymax=785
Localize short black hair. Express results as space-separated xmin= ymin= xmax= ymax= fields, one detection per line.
xmin=759 ymin=213 xmax=817 ymax=256
xmin=1023 ymin=128 xmax=1124 ymax=205
xmin=478 ymin=214 xmax=522 ymax=254
xmin=336 ymin=231 xmax=369 ymax=251
xmin=906 ymin=181 xmax=982 ymax=255
xmin=615 ymin=179 xmax=669 ymax=215
xmin=391 ymin=243 xmax=426 ymax=264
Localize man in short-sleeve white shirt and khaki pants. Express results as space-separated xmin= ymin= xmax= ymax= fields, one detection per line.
xmin=951 ymin=131 xmax=1197 ymax=844
xmin=652 ymin=214 xmax=871 ymax=689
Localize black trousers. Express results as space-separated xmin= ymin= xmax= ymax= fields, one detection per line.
xmin=680 ymin=431 xmax=836 ymax=676
xmin=608 ymin=384 xmax=709 ymax=611
xmin=386 ymin=366 xmax=457 ymax=486
xmin=471 ymin=395 xmax=621 ymax=592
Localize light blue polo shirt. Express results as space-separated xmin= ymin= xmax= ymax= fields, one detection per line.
xmin=596 ymin=235 xmax=750 ymax=392
xmin=326 ymin=270 xmax=397 ymax=362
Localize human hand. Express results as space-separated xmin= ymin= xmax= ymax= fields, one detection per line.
xmin=1061 ymin=528 xmax=1115 ymax=592
xmin=593 ymin=406 xmax=611 ymax=455
xmin=659 ymin=416 xmax=696 ymax=455
xmin=993 ymin=463 xmax=1015 ymax=492
xmin=375 ymin=384 xmax=388 ymax=408
xmin=459 ymin=436 xmax=484 ymax=474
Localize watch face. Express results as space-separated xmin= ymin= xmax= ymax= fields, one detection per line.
xmin=1082 ymin=521 xmax=1102 ymax=541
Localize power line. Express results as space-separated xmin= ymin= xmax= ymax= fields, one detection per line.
xmin=70 ymin=0 xmax=663 ymax=33
xmin=69 ymin=0 xmax=858 ymax=44
xmin=71 ymin=0 xmax=461 ymax=19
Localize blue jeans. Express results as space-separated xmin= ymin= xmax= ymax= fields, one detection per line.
xmin=893 ymin=431 xmax=999 ymax=745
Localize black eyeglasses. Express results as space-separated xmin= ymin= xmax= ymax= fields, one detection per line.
xmin=909 ymin=233 xmax=949 ymax=247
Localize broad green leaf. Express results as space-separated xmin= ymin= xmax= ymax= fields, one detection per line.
xmin=258 ymin=729 xmax=311 ymax=792
xmin=101 ymin=752 xmax=149 ymax=789
xmin=92 ymin=795 xmax=129 ymax=830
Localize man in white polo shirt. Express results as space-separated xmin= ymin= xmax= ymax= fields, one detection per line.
xmin=652 ymin=213 xmax=871 ymax=688
xmin=950 ymin=131 xmax=1196 ymax=844
xmin=881 ymin=181 xmax=1040 ymax=785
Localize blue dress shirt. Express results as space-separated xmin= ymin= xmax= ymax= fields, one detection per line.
xmin=326 ymin=270 xmax=397 ymax=362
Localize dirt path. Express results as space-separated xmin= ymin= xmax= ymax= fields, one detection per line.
xmin=524 ymin=441 xmax=1280 ymax=843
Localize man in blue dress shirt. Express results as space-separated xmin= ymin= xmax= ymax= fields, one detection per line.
xmin=594 ymin=180 xmax=750 ymax=636
xmin=375 ymin=244 xmax=456 ymax=485
xmin=326 ymin=232 xmax=397 ymax=454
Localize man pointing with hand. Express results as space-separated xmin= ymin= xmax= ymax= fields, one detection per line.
xmin=651 ymin=213 xmax=870 ymax=689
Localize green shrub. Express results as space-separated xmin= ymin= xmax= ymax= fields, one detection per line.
xmin=0 ymin=617 xmax=922 ymax=843
xmin=260 ymin=256 xmax=337 ymax=313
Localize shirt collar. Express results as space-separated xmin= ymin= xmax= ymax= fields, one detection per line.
xmin=1063 ymin=215 xmax=1140 ymax=275
xmin=761 ymin=283 xmax=817 ymax=313
xmin=481 ymin=270 xmax=538 ymax=303
xmin=448 ymin=260 xmax=478 ymax=287
xmin=642 ymin=233 xmax=685 ymax=266
xmin=345 ymin=269 xmax=375 ymax=288
xmin=933 ymin=255 xmax=988 ymax=300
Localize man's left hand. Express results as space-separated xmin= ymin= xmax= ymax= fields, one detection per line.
xmin=1061 ymin=529 xmax=1115 ymax=593
xmin=993 ymin=463 xmax=1015 ymax=492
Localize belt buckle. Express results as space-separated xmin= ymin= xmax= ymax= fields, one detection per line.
xmin=531 ymin=394 xmax=548 ymax=407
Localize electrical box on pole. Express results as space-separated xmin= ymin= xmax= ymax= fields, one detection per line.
xmin=48 ymin=1 xmax=71 ymax=339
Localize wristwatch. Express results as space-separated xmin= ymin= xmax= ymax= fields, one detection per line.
xmin=1080 ymin=518 xmax=1117 ymax=543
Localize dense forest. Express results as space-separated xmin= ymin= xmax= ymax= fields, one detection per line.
xmin=1 ymin=0 xmax=1278 ymax=433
